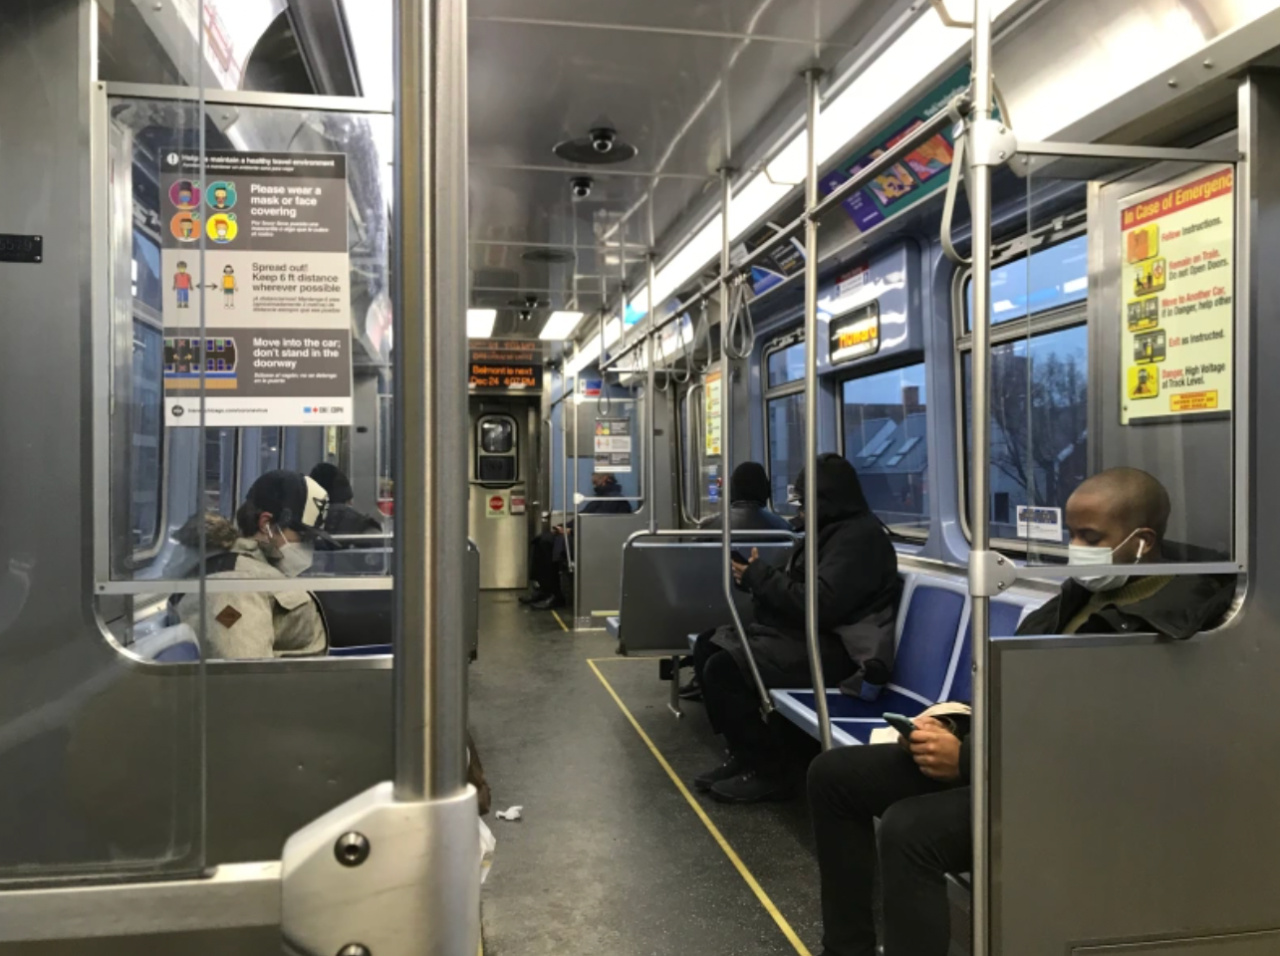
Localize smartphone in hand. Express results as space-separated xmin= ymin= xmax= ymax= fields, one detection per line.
xmin=883 ymin=712 xmax=917 ymax=738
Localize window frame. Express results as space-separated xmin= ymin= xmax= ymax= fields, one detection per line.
xmin=128 ymin=304 xmax=169 ymax=566
xmin=762 ymin=328 xmax=806 ymax=515
xmin=952 ymin=214 xmax=1089 ymax=557
xmin=836 ymin=359 xmax=931 ymax=541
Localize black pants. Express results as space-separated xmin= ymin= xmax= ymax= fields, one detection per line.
xmin=694 ymin=634 xmax=784 ymax=775
xmin=530 ymin=532 xmax=563 ymax=598
xmin=807 ymin=743 xmax=970 ymax=956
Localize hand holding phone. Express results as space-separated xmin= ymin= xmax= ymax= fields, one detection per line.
xmin=730 ymin=550 xmax=750 ymax=565
xmin=883 ymin=712 xmax=917 ymax=738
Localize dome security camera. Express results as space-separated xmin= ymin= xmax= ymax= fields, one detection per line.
xmin=570 ymin=177 xmax=593 ymax=200
xmin=518 ymin=309 xmax=533 ymax=322
xmin=590 ymin=127 xmax=617 ymax=154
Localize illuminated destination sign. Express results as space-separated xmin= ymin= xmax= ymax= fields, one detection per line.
xmin=829 ymin=302 xmax=880 ymax=365
xmin=469 ymin=340 xmax=542 ymax=391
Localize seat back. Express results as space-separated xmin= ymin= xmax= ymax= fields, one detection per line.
xmin=890 ymin=581 xmax=967 ymax=702
xmin=947 ymin=595 xmax=1045 ymax=703
xmin=617 ymin=534 xmax=795 ymax=652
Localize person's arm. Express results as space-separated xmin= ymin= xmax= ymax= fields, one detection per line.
xmin=739 ymin=523 xmax=888 ymax=629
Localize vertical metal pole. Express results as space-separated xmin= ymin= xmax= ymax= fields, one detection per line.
xmin=718 ymin=168 xmax=772 ymax=712
xmin=573 ymin=369 xmax=580 ymax=624
xmin=646 ymin=255 xmax=659 ymax=534
xmin=392 ymin=0 xmax=469 ymax=800
xmin=802 ymin=68 xmax=833 ymax=752
xmin=969 ymin=1 xmax=994 ymax=953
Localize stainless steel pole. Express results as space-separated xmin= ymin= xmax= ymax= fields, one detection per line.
xmin=802 ymin=68 xmax=833 ymax=752
xmin=718 ymin=167 xmax=772 ymax=712
xmin=969 ymin=1 xmax=995 ymax=952
xmin=646 ymin=255 xmax=659 ymax=534
xmin=392 ymin=0 xmax=469 ymax=800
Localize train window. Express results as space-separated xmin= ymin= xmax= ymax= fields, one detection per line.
xmin=964 ymin=233 xmax=1089 ymax=330
xmin=956 ymin=225 xmax=1091 ymax=549
xmin=763 ymin=331 xmax=807 ymax=513
xmin=841 ymin=363 xmax=929 ymax=535
xmin=960 ymin=325 xmax=1089 ymax=542
xmin=766 ymin=392 xmax=805 ymax=514
xmin=767 ymin=339 xmax=806 ymax=389
xmin=480 ymin=418 xmax=515 ymax=454
xmin=130 ymin=321 xmax=165 ymax=550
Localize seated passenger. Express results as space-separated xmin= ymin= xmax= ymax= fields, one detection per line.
xmin=523 ymin=473 xmax=632 ymax=610
xmin=806 ymin=467 xmax=1236 ymax=956
xmin=694 ymin=454 xmax=900 ymax=804
xmin=176 ymin=470 xmax=331 ymax=660
xmin=309 ymin=462 xmax=384 ymax=538
xmin=703 ymin=461 xmax=792 ymax=532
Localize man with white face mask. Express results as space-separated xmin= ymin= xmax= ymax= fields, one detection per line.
xmin=1017 ymin=467 xmax=1233 ymax=635
xmin=805 ymin=467 xmax=1236 ymax=956
xmin=177 ymin=470 xmax=331 ymax=660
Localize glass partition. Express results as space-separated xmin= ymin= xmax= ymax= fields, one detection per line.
xmin=101 ymin=95 xmax=394 ymax=616
xmin=987 ymin=150 xmax=1241 ymax=576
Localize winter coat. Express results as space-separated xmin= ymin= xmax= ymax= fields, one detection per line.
xmin=703 ymin=500 xmax=793 ymax=533
xmin=1016 ymin=572 xmax=1236 ymax=639
xmin=712 ymin=455 xmax=899 ymax=688
xmin=174 ymin=516 xmax=328 ymax=660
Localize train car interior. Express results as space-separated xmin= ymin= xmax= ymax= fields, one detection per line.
xmin=0 ymin=0 xmax=1276 ymax=954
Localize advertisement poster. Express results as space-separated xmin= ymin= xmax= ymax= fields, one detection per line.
xmin=160 ymin=150 xmax=352 ymax=426
xmin=705 ymin=370 xmax=723 ymax=457
xmin=593 ymin=417 xmax=633 ymax=473
xmin=735 ymin=222 xmax=806 ymax=295
xmin=1119 ymin=165 xmax=1234 ymax=424
xmin=821 ymin=66 xmax=972 ymax=234
xmin=470 ymin=340 xmax=541 ymax=391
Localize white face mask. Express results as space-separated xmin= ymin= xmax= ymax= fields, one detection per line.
xmin=1068 ymin=530 xmax=1146 ymax=592
xmin=269 ymin=525 xmax=314 ymax=577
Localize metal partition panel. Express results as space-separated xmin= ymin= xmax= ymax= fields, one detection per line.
xmin=617 ymin=539 xmax=795 ymax=653
xmin=573 ymin=513 xmax=648 ymax=627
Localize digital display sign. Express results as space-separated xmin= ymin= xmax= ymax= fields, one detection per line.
xmin=469 ymin=340 xmax=542 ymax=391
xmin=829 ymin=302 xmax=880 ymax=365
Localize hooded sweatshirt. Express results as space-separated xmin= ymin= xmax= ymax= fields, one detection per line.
xmin=740 ymin=453 xmax=899 ymax=638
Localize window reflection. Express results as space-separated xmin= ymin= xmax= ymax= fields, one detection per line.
xmin=963 ymin=326 xmax=1089 ymax=541
xmin=767 ymin=392 xmax=804 ymax=513
xmin=842 ymin=364 xmax=929 ymax=532
xmin=767 ymin=341 xmax=805 ymax=389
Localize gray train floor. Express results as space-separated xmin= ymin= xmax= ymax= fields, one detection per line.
xmin=469 ymin=591 xmax=825 ymax=956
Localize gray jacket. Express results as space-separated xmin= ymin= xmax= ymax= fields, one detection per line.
xmin=177 ymin=539 xmax=328 ymax=660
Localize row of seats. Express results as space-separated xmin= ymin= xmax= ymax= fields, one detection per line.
xmin=769 ymin=571 xmax=1047 ymax=746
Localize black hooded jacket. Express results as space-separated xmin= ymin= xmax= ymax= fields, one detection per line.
xmin=712 ymin=455 xmax=899 ymax=687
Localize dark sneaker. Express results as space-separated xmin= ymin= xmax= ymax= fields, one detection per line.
xmin=709 ymin=770 xmax=794 ymax=804
xmin=518 ymin=591 xmax=549 ymax=606
xmin=693 ymin=754 xmax=747 ymax=792
xmin=678 ymin=678 xmax=702 ymax=701
xmin=531 ymin=594 xmax=566 ymax=610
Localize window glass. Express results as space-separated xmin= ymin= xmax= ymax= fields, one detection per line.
xmin=480 ymin=418 xmax=514 ymax=454
xmin=842 ymin=363 xmax=928 ymax=532
xmin=204 ymin=428 xmax=237 ymax=517
xmin=767 ymin=392 xmax=805 ymax=513
xmin=130 ymin=320 xmax=164 ymax=548
xmin=766 ymin=340 xmax=805 ymax=389
xmin=962 ymin=325 xmax=1088 ymax=541
xmin=132 ymin=232 xmax=163 ymax=312
xmin=966 ymin=234 xmax=1089 ymax=330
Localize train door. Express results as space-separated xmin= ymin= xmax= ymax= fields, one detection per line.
xmin=468 ymin=399 xmax=535 ymax=588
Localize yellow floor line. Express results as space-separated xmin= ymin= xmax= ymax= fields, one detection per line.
xmin=550 ymin=609 xmax=569 ymax=632
xmin=586 ymin=658 xmax=813 ymax=956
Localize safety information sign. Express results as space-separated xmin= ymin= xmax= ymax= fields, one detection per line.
xmin=593 ymin=417 xmax=633 ymax=473
xmin=160 ymin=150 xmax=352 ymax=427
xmin=1016 ymin=505 xmax=1063 ymax=543
xmin=705 ymin=370 xmax=723 ymax=457
xmin=1119 ymin=164 xmax=1234 ymax=424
